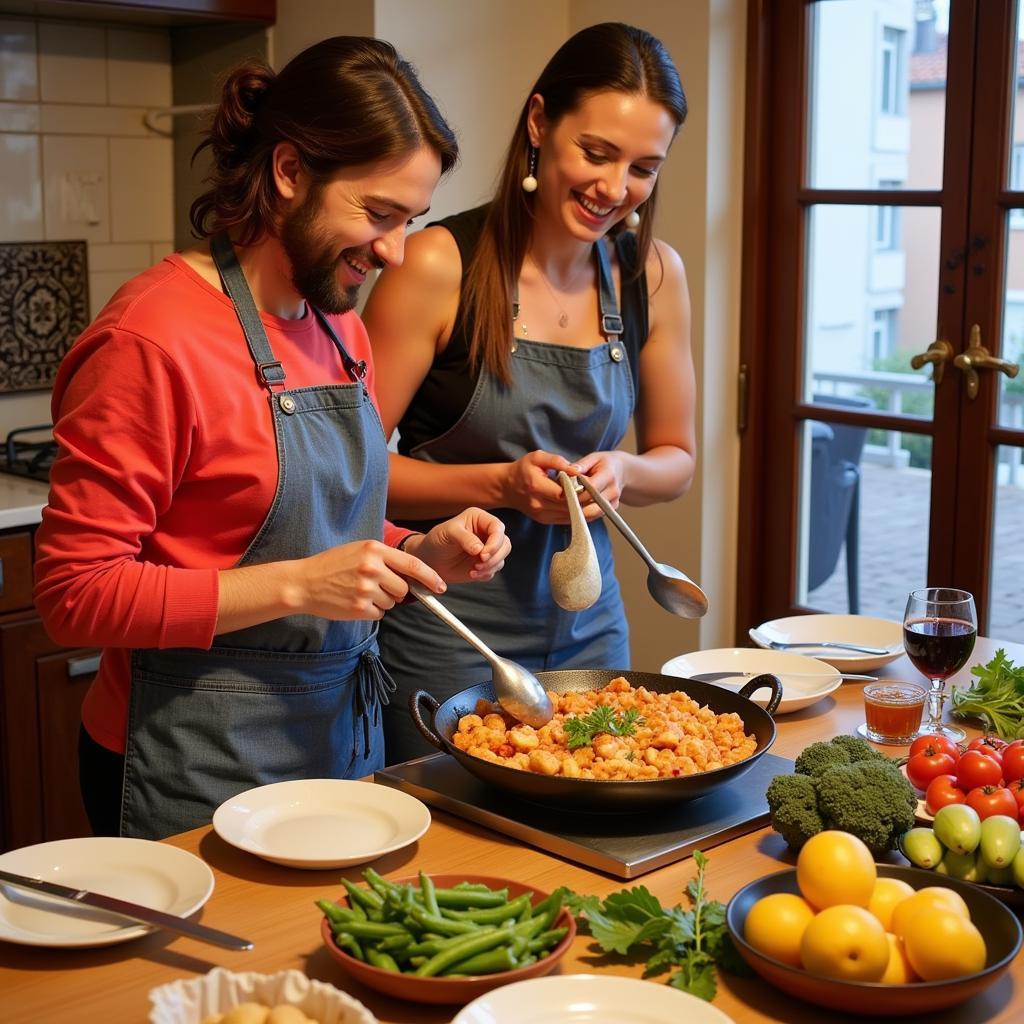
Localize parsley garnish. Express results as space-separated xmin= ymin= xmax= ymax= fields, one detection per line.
xmin=557 ymin=850 xmax=749 ymax=1001
xmin=563 ymin=705 xmax=645 ymax=750
xmin=952 ymin=649 xmax=1024 ymax=739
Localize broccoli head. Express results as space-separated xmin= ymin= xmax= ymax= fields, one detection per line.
xmin=793 ymin=734 xmax=890 ymax=778
xmin=766 ymin=773 xmax=825 ymax=851
xmin=814 ymin=760 xmax=917 ymax=856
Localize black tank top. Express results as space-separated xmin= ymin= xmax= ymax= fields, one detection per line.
xmin=396 ymin=204 xmax=650 ymax=456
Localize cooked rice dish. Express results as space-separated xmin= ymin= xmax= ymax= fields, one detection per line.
xmin=451 ymin=676 xmax=757 ymax=780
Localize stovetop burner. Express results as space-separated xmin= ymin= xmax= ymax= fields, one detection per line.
xmin=1 ymin=424 xmax=56 ymax=483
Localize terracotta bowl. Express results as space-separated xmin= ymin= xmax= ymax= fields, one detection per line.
xmin=725 ymin=864 xmax=1022 ymax=1016
xmin=319 ymin=873 xmax=576 ymax=1005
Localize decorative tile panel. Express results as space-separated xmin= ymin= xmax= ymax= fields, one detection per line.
xmin=0 ymin=240 xmax=88 ymax=393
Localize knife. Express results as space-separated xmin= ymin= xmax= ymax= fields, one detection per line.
xmin=690 ymin=671 xmax=878 ymax=683
xmin=0 ymin=869 xmax=253 ymax=951
xmin=751 ymin=633 xmax=891 ymax=655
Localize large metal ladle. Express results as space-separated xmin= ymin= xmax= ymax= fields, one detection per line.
xmin=576 ymin=474 xmax=709 ymax=619
xmin=408 ymin=582 xmax=554 ymax=727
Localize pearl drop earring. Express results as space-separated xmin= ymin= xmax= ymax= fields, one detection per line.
xmin=522 ymin=146 xmax=538 ymax=193
xmin=625 ymin=209 xmax=641 ymax=229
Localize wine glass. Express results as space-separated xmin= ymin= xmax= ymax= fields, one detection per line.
xmin=903 ymin=587 xmax=977 ymax=742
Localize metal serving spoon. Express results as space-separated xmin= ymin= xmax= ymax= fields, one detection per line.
xmin=575 ymin=474 xmax=709 ymax=619
xmin=408 ymin=582 xmax=554 ymax=727
xmin=549 ymin=470 xmax=602 ymax=611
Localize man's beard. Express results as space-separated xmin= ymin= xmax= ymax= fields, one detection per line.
xmin=279 ymin=185 xmax=376 ymax=315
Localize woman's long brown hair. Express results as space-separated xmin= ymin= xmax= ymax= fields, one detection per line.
xmin=190 ymin=36 xmax=458 ymax=245
xmin=461 ymin=22 xmax=686 ymax=384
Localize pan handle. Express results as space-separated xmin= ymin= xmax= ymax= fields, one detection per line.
xmin=409 ymin=690 xmax=445 ymax=750
xmin=738 ymin=673 xmax=783 ymax=716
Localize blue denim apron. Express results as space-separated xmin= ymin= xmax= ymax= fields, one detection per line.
xmin=120 ymin=234 xmax=394 ymax=840
xmin=380 ymin=241 xmax=634 ymax=761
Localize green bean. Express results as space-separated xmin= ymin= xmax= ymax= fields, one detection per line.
xmin=377 ymin=933 xmax=414 ymax=952
xmin=434 ymin=887 xmax=509 ymax=908
xmin=445 ymin=892 xmax=532 ymax=924
xmin=336 ymin=920 xmax=409 ymax=940
xmin=529 ymin=891 xmax=564 ymax=929
xmin=365 ymin=948 xmax=401 ymax=972
xmin=511 ymin=914 xmax=549 ymax=941
xmin=527 ymin=926 xmax=568 ymax=953
xmin=414 ymin=924 xmax=517 ymax=977
xmin=453 ymin=882 xmax=492 ymax=892
xmin=419 ymin=870 xmax=440 ymax=916
xmin=341 ymin=878 xmax=384 ymax=912
xmin=408 ymin=905 xmax=480 ymax=936
xmin=409 ymin=955 xmax=428 ymax=968
xmin=517 ymin=953 xmax=538 ymax=968
xmin=333 ymin=931 xmax=365 ymax=960
xmin=440 ymin=945 xmax=517 ymax=976
xmin=363 ymin=867 xmax=399 ymax=898
xmin=315 ymin=898 xmax=351 ymax=926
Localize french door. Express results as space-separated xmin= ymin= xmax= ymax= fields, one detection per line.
xmin=738 ymin=0 xmax=1024 ymax=639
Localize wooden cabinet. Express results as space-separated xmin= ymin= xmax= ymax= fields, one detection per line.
xmin=0 ymin=530 xmax=99 ymax=853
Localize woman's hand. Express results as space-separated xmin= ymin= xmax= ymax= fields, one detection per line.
xmin=408 ymin=507 xmax=511 ymax=583
xmin=502 ymin=449 xmax=582 ymax=524
xmin=573 ymin=450 xmax=627 ymax=521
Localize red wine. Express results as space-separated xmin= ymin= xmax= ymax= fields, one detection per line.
xmin=903 ymin=617 xmax=977 ymax=680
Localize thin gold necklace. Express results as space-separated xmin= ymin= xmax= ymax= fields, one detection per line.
xmin=521 ymin=252 xmax=591 ymax=334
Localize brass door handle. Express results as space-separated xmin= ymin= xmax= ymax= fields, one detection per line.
xmin=910 ymin=338 xmax=954 ymax=384
xmin=953 ymin=324 xmax=1020 ymax=399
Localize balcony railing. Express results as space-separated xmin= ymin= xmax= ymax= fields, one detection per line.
xmin=812 ymin=369 xmax=1024 ymax=485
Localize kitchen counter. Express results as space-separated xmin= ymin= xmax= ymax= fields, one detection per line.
xmin=0 ymin=475 xmax=49 ymax=530
xmin=3 ymin=635 xmax=1023 ymax=1023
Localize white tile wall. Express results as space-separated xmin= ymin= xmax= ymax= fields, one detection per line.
xmin=0 ymin=17 xmax=175 ymax=419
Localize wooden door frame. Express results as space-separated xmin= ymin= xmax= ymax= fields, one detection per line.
xmin=736 ymin=0 xmax=988 ymax=641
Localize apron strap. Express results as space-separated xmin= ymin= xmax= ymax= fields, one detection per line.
xmin=210 ymin=232 xmax=288 ymax=392
xmin=509 ymin=242 xmax=624 ymax=340
xmin=312 ymin=308 xmax=369 ymax=385
xmin=349 ymin=650 xmax=398 ymax=766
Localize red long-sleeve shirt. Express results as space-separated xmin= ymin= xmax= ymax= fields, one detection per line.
xmin=34 ymin=254 xmax=408 ymax=753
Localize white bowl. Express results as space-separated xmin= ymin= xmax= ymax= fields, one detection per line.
xmin=148 ymin=967 xmax=376 ymax=1024
xmin=661 ymin=647 xmax=842 ymax=714
xmin=212 ymin=779 xmax=430 ymax=869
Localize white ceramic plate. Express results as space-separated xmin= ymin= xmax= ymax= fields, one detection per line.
xmin=750 ymin=613 xmax=904 ymax=672
xmin=212 ymin=779 xmax=431 ymax=869
xmin=0 ymin=837 xmax=214 ymax=948
xmin=661 ymin=648 xmax=842 ymax=715
xmin=452 ymin=974 xmax=736 ymax=1024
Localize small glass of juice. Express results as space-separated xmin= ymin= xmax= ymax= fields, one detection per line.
xmin=857 ymin=681 xmax=928 ymax=745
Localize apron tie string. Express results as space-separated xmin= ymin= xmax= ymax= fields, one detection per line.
xmin=350 ymin=651 xmax=398 ymax=765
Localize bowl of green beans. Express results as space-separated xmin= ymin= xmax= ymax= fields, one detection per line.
xmin=317 ymin=869 xmax=576 ymax=1004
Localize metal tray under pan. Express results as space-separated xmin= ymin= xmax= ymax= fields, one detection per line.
xmin=375 ymin=750 xmax=793 ymax=879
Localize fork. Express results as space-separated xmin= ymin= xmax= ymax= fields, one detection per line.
xmin=690 ymin=670 xmax=877 ymax=683
xmin=754 ymin=637 xmax=890 ymax=655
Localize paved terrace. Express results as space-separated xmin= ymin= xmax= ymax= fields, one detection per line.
xmin=807 ymin=462 xmax=1024 ymax=641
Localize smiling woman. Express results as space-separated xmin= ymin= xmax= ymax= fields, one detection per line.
xmin=362 ymin=22 xmax=698 ymax=764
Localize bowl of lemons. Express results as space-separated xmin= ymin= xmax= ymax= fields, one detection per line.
xmin=725 ymin=831 xmax=1022 ymax=1015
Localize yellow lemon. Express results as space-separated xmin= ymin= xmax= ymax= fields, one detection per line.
xmin=867 ymin=876 xmax=916 ymax=931
xmin=743 ymin=892 xmax=816 ymax=967
xmin=901 ymin=907 xmax=987 ymax=981
xmin=796 ymin=831 xmax=877 ymax=910
xmin=890 ymin=886 xmax=970 ymax=940
xmin=800 ymin=904 xmax=890 ymax=982
xmin=879 ymin=932 xmax=919 ymax=984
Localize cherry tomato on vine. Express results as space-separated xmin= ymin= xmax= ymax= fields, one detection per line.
xmin=925 ymin=773 xmax=967 ymax=815
xmin=909 ymin=734 xmax=960 ymax=761
xmin=906 ymin=749 xmax=958 ymax=791
xmin=965 ymin=785 xmax=1018 ymax=821
xmin=956 ymin=750 xmax=1004 ymax=791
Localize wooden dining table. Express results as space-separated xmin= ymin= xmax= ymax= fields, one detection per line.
xmin=3 ymin=634 xmax=1024 ymax=1023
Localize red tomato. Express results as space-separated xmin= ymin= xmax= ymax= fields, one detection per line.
xmin=966 ymin=785 xmax=1019 ymax=821
xmin=956 ymin=750 xmax=1004 ymax=790
xmin=967 ymin=736 xmax=1006 ymax=764
xmin=909 ymin=734 xmax=960 ymax=760
xmin=906 ymin=750 xmax=958 ymax=791
xmin=1009 ymin=779 xmax=1024 ymax=819
xmin=1001 ymin=743 xmax=1024 ymax=784
xmin=925 ymin=773 xmax=967 ymax=815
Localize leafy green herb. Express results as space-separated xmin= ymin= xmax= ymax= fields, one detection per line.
xmin=557 ymin=850 xmax=748 ymax=1001
xmin=563 ymin=705 xmax=646 ymax=750
xmin=951 ymin=649 xmax=1024 ymax=739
